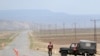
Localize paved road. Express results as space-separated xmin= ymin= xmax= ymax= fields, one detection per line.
xmin=0 ymin=31 xmax=48 ymax=56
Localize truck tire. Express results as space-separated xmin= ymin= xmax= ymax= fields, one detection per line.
xmin=60 ymin=52 xmax=68 ymax=56
xmin=83 ymin=54 xmax=85 ymax=56
xmin=83 ymin=53 xmax=85 ymax=56
xmin=83 ymin=53 xmax=89 ymax=56
xmin=90 ymin=54 xmax=95 ymax=56
xmin=66 ymin=54 xmax=68 ymax=56
xmin=74 ymin=54 xmax=77 ymax=56
xmin=61 ymin=54 xmax=67 ymax=56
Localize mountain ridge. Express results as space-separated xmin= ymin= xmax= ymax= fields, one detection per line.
xmin=0 ymin=20 xmax=31 ymax=30
xmin=0 ymin=10 xmax=100 ymax=29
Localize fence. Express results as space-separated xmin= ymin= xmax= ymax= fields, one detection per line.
xmin=32 ymin=22 xmax=100 ymax=44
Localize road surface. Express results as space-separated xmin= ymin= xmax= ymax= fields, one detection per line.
xmin=0 ymin=31 xmax=48 ymax=56
xmin=0 ymin=31 xmax=99 ymax=56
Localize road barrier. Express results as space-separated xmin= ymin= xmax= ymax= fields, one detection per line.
xmin=13 ymin=48 xmax=19 ymax=56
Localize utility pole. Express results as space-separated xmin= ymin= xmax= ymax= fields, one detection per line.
xmin=38 ymin=24 xmax=42 ymax=34
xmin=74 ymin=23 xmax=77 ymax=42
xmin=34 ymin=24 xmax=36 ymax=33
xmin=48 ymin=24 xmax=51 ymax=34
xmin=91 ymin=19 xmax=97 ymax=42
xmin=63 ymin=23 xmax=65 ymax=37
xmin=55 ymin=24 xmax=57 ymax=36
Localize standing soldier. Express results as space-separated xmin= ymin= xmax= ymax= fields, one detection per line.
xmin=48 ymin=42 xmax=53 ymax=56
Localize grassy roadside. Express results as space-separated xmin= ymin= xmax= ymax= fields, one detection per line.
xmin=28 ymin=32 xmax=66 ymax=56
xmin=29 ymin=32 xmax=46 ymax=51
xmin=5 ymin=32 xmax=20 ymax=46
xmin=29 ymin=32 xmax=100 ymax=56
xmin=0 ymin=31 xmax=20 ymax=50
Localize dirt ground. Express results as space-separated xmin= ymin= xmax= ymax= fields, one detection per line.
xmin=0 ymin=31 xmax=19 ymax=49
xmin=30 ymin=29 xmax=100 ymax=56
xmin=30 ymin=36 xmax=100 ymax=56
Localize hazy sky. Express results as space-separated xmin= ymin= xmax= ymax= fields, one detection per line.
xmin=0 ymin=0 xmax=100 ymax=15
xmin=0 ymin=0 xmax=100 ymax=28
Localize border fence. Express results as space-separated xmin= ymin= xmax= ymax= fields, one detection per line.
xmin=32 ymin=21 xmax=100 ymax=44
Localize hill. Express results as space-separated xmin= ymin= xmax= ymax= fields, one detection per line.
xmin=0 ymin=10 xmax=100 ymax=28
xmin=0 ymin=20 xmax=31 ymax=31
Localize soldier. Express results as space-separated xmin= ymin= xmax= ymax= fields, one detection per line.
xmin=48 ymin=42 xmax=53 ymax=56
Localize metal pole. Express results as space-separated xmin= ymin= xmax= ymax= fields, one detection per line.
xmin=63 ymin=23 xmax=65 ymax=37
xmin=74 ymin=23 xmax=77 ymax=42
xmin=91 ymin=19 xmax=97 ymax=42
xmin=55 ymin=24 xmax=57 ymax=36
xmin=94 ymin=20 xmax=97 ymax=41
xmin=40 ymin=25 xmax=42 ymax=34
xmin=48 ymin=24 xmax=51 ymax=34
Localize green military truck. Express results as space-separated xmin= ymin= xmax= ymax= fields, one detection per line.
xmin=59 ymin=40 xmax=96 ymax=56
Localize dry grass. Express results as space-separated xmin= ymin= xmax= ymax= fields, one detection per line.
xmin=0 ymin=31 xmax=20 ymax=49
xmin=30 ymin=29 xmax=100 ymax=56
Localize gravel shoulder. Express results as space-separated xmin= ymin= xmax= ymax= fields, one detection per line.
xmin=0 ymin=31 xmax=48 ymax=56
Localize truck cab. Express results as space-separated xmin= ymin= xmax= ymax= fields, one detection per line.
xmin=59 ymin=40 xmax=96 ymax=56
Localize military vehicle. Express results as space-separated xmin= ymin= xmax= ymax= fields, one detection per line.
xmin=59 ymin=40 xmax=96 ymax=56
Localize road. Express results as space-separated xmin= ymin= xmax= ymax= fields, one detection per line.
xmin=0 ymin=31 xmax=48 ymax=56
xmin=0 ymin=31 xmax=99 ymax=56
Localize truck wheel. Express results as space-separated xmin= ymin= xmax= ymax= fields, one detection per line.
xmin=74 ymin=54 xmax=77 ymax=56
xmin=83 ymin=53 xmax=88 ymax=56
xmin=83 ymin=53 xmax=86 ymax=56
xmin=91 ymin=54 xmax=95 ymax=56
xmin=61 ymin=53 xmax=67 ymax=56
xmin=83 ymin=54 xmax=85 ymax=56
xmin=93 ymin=55 xmax=95 ymax=56
xmin=61 ymin=54 xmax=67 ymax=56
xmin=88 ymin=54 xmax=95 ymax=56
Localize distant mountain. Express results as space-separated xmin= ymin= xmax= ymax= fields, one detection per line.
xmin=0 ymin=10 xmax=67 ymax=17
xmin=0 ymin=20 xmax=31 ymax=30
xmin=0 ymin=10 xmax=100 ymax=28
xmin=0 ymin=10 xmax=100 ymax=22
xmin=0 ymin=10 xmax=68 ymax=22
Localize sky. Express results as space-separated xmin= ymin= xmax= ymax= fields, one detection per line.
xmin=0 ymin=0 xmax=100 ymax=15
xmin=0 ymin=0 xmax=100 ymax=28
